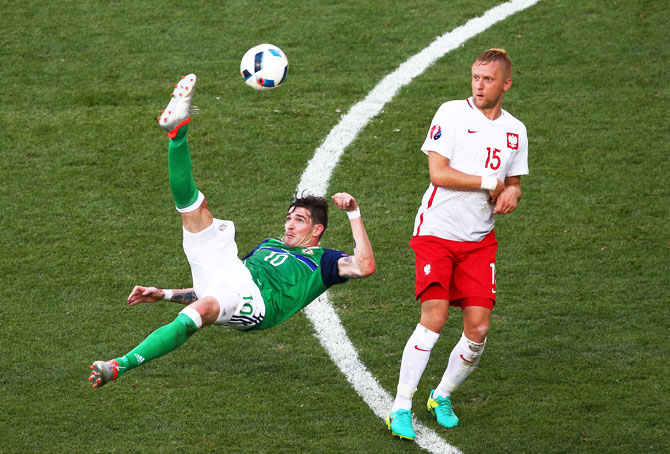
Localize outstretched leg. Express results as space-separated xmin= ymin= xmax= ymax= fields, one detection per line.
xmin=88 ymin=74 xmax=218 ymax=389
xmin=89 ymin=308 xmax=202 ymax=388
xmin=159 ymin=74 xmax=213 ymax=233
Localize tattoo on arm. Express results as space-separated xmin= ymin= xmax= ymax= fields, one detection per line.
xmin=353 ymin=239 xmax=357 ymax=250
xmin=339 ymin=256 xmax=357 ymax=279
xmin=173 ymin=290 xmax=198 ymax=304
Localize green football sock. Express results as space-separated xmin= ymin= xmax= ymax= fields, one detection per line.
xmin=168 ymin=123 xmax=200 ymax=209
xmin=113 ymin=313 xmax=198 ymax=377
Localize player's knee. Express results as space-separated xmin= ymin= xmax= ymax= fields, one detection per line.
xmin=420 ymin=300 xmax=449 ymax=332
xmin=190 ymin=297 xmax=220 ymax=326
xmin=465 ymin=323 xmax=489 ymax=343
xmin=181 ymin=200 xmax=214 ymax=233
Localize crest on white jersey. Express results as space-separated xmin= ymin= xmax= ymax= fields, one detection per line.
xmin=507 ymin=132 xmax=519 ymax=150
xmin=430 ymin=124 xmax=442 ymax=140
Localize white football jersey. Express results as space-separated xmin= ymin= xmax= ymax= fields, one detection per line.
xmin=413 ymin=97 xmax=529 ymax=242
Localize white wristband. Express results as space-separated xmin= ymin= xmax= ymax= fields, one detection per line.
xmin=346 ymin=207 xmax=361 ymax=219
xmin=162 ymin=289 xmax=173 ymax=301
xmin=480 ymin=176 xmax=498 ymax=191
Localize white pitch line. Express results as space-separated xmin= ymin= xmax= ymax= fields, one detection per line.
xmin=298 ymin=1 xmax=540 ymax=452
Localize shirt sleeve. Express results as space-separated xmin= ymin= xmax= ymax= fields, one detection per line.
xmin=420 ymin=102 xmax=457 ymax=159
xmin=320 ymin=249 xmax=349 ymax=288
xmin=506 ymin=124 xmax=529 ymax=177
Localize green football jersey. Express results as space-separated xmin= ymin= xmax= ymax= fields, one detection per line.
xmin=242 ymin=238 xmax=348 ymax=330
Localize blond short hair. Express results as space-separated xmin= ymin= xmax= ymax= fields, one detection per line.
xmin=474 ymin=48 xmax=513 ymax=78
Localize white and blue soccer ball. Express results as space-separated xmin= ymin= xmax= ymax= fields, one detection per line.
xmin=240 ymin=44 xmax=288 ymax=91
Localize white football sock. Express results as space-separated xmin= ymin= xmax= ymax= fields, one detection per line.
xmin=391 ymin=324 xmax=440 ymax=412
xmin=434 ymin=332 xmax=486 ymax=398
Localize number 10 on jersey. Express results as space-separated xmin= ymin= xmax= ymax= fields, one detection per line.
xmin=264 ymin=251 xmax=288 ymax=267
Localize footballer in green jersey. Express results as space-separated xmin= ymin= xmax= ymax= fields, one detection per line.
xmin=242 ymin=238 xmax=348 ymax=330
xmin=89 ymin=73 xmax=375 ymax=389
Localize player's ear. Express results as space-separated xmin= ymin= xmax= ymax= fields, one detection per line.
xmin=312 ymin=223 xmax=325 ymax=238
xmin=503 ymin=76 xmax=513 ymax=91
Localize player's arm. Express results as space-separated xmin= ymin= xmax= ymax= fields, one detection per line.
xmin=427 ymin=151 xmax=504 ymax=201
xmin=493 ymin=176 xmax=522 ymax=214
xmin=331 ymin=192 xmax=376 ymax=280
xmin=127 ymin=285 xmax=198 ymax=306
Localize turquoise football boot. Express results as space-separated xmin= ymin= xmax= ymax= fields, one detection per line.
xmin=386 ymin=409 xmax=415 ymax=441
xmin=427 ymin=389 xmax=459 ymax=428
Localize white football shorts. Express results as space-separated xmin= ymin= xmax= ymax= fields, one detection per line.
xmin=182 ymin=218 xmax=265 ymax=329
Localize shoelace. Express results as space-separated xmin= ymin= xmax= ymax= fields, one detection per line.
xmin=394 ymin=409 xmax=413 ymax=426
xmin=434 ymin=397 xmax=453 ymax=416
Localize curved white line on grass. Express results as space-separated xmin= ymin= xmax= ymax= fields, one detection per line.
xmin=298 ymin=1 xmax=539 ymax=452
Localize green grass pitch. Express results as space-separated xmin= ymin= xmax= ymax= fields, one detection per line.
xmin=1 ymin=0 xmax=668 ymax=453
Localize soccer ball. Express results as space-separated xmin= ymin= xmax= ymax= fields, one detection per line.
xmin=240 ymin=44 xmax=289 ymax=91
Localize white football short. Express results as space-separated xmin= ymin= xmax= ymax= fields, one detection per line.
xmin=182 ymin=218 xmax=265 ymax=329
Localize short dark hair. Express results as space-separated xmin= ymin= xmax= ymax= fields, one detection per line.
xmin=288 ymin=194 xmax=329 ymax=236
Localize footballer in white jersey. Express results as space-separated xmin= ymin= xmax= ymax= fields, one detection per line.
xmin=413 ymin=97 xmax=528 ymax=242
xmin=388 ymin=49 xmax=529 ymax=440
